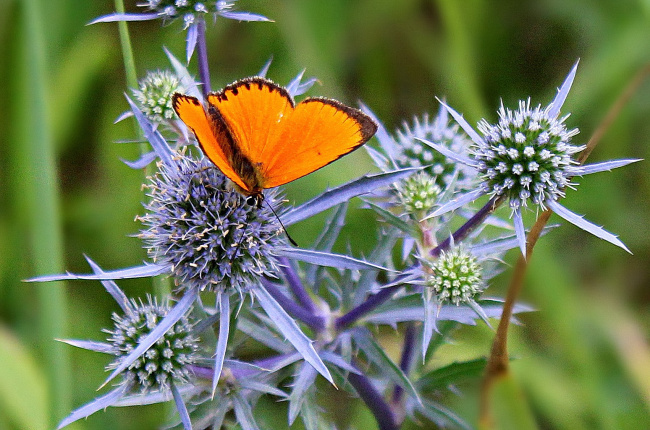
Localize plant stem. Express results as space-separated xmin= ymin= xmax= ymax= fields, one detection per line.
xmin=479 ymin=209 xmax=550 ymax=427
xmin=196 ymin=18 xmax=211 ymax=96
xmin=261 ymin=278 xmax=325 ymax=332
xmin=114 ymin=0 xmax=138 ymax=91
xmin=279 ymin=257 xmax=318 ymax=313
xmin=114 ymin=0 xmax=173 ymax=298
xmin=479 ymin=63 xmax=650 ymax=427
xmin=348 ymin=371 xmax=399 ymax=430
xmin=337 ymin=197 xmax=505 ymax=331
xmin=114 ymin=0 xmax=143 ymax=149
xmin=335 ymin=285 xmax=402 ymax=331
xmin=392 ymin=322 xmax=415 ymax=421
xmin=431 ymin=194 xmax=504 ymax=257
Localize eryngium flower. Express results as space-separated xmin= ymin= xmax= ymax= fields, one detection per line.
xmin=106 ymin=296 xmax=198 ymax=392
xmin=423 ymin=62 xmax=637 ymax=254
xmin=473 ymin=98 xmax=581 ymax=210
xmin=133 ymin=70 xmax=184 ymax=124
xmin=138 ymin=155 xmax=284 ymax=292
xmin=395 ymin=108 xmax=475 ymax=191
xmin=425 ymin=247 xmax=484 ymax=305
xmin=142 ymin=0 xmax=209 ymax=27
xmin=139 ymin=0 xmax=268 ymax=28
xmin=397 ymin=171 xmax=441 ymax=215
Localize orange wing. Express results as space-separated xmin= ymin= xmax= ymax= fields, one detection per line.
xmin=172 ymin=94 xmax=249 ymax=192
xmin=208 ymin=79 xmax=377 ymax=189
xmin=261 ymin=98 xmax=378 ymax=188
xmin=207 ymin=77 xmax=294 ymax=176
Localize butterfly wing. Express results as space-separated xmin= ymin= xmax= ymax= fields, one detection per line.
xmin=207 ymin=77 xmax=294 ymax=186
xmin=261 ymin=97 xmax=378 ymax=188
xmin=172 ymin=94 xmax=250 ymax=192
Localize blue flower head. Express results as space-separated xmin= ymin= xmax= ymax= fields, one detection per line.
xmin=107 ymin=295 xmax=199 ymax=392
xmin=422 ymin=62 xmax=639 ymax=255
xmin=394 ymin=107 xmax=476 ymax=191
xmin=90 ymin=0 xmax=271 ymax=62
xmin=138 ymin=154 xmax=285 ymax=292
xmin=133 ymin=70 xmax=184 ymax=125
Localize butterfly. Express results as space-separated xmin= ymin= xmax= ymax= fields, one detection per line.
xmin=172 ymin=77 xmax=378 ymax=207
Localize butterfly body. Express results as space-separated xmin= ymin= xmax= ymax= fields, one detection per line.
xmin=172 ymin=77 xmax=377 ymax=200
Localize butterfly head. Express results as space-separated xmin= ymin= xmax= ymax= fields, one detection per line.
xmin=246 ymin=193 xmax=264 ymax=209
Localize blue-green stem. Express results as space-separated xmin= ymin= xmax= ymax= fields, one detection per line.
xmin=392 ymin=323 xmax=415 ymax=405
xmin=430 ymin=195 xmax=504 ymax=257
xmin=348 ymin=370 xmax=399 ymax=430
xmin=261 ymin=278 xmax=326 ymax=332
xmin=196 ymin=18 xmax=212 ymax=96
xmin=18 ymin=0 xmax=71 ymax=423
xmin=114 ymin=0 xmax=138 ymax=93
xmin=336 ymin=196 xmax=504 ymax=331
xmin=114 ymin=0 xmax=171 ymax=298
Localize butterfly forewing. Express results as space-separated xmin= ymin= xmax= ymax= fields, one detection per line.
xmin=175 ymin=77 xmax=378 ymax=194
xmin=172 ymin=94 xmax=250 ymax=192
xmin=262 ymin=98 xmax=378 ymax=188
xmin=207 ymin=78 xmax=294 ymax=185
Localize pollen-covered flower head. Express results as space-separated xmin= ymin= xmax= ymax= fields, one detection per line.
xmin=138 ymin=154 xmax=284 ymax=292
xmin=395 ymin=107 xmax=475 ymax=191
xmin=424 ymin=246 xmax=484 ymax=305
xmin=396 ymin=171 xmax=441 ymax=216
xmin=106 ymin=296 xmax=199 ymax=392
xmin=133 ymin=70 xmax=184 ymax=124
xmin=423 ymin=63 xmax=636 ymax=255
xmin=473 ymin=99 xmax=582 ymax=210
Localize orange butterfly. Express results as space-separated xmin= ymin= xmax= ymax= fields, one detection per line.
xmin=172 ymin=77 xmax=377 ymax=206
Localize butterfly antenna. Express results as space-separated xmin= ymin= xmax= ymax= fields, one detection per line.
xmin=265 ymin=200 xmax=298 ymax=246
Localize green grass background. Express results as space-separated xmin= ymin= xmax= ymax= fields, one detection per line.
xmin=1 ymin=0 xmax=648 ymax=429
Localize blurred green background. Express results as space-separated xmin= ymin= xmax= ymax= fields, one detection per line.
xmin=1 ymin=0 xmax=648 ymax=429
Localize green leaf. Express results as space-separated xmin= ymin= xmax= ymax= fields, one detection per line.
xmin=416 ymin=397 xmax=473 ymax=430
xmin=417 ymin=358 xmax=487 ymax=391
xmin=363 ymin=199 xmax=421 ymax=238
xmin=0 ymin=325 xmax=49 ymax=430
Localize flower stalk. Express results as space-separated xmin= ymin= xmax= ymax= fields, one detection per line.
xmin=348 ymin=371 xmax=399 ymax=430
xmin=196 ymin=17 xmax=211 ymax=96
xmin=479 ymin=63 xmax=650 ymax=427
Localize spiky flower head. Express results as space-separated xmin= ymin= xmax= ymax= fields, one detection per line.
xmin=395 ymin=108 xmax=475 ymax=191
xmin=141 ymin=0 xmax=210 ymax=27
xmin=474 ymin=98 xmax=582 ymax=211
xmin=106 ymin=296 xmax=198 ymax=392
xmin=140 ymin=0 xmax=259 ymax=28
xmin=396 ymin=172 xmax=441 ymax=216
xmin=132 ymin=70 xmax=184 ymax=124
xmin=138 ymin=154 xmax=284 ymax=292
xmin=425 ymin=247 xmax=484 ymax=305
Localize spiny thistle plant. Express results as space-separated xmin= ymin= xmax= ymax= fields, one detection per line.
xmin=29 ymin=4 xmax=639 ymax=430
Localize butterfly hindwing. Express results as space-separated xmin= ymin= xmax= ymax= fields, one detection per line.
xmin=172 ymin=94 xmax=250 ymax=192
xmin=261 ymin=97 xmax=378 ymax=188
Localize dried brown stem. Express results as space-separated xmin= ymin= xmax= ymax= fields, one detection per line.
xmin=479 ymin=63 xmax=650 ymax=428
